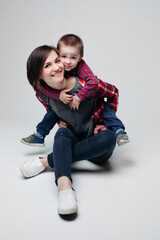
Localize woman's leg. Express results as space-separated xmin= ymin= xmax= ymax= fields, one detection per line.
xmin=52 ymin=128 xmax=78 ymax=185
xmin=72 ymin=128 xmax=116 ymax=164
xmin=51 ymin=128 xmax=78 ymax=214
xmin=48 ymin=127 xmax=116 ymax=169
xmin=21 ymin=128 xmax=116 ymax=179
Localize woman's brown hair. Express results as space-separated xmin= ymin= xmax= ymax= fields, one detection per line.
xmin=27 ymin=45 xmax=59 ymax=91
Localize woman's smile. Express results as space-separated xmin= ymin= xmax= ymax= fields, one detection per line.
xmin=41 ymin=50 xmax=67 ymax=89
xmin=51 ymin=71 xmax=62 ymax=77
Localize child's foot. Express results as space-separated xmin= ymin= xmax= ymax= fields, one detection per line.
xmin=116 ymin=130 xmax=130 ymax=146
xmin=20 ymin=133 xmax=45 ymax=147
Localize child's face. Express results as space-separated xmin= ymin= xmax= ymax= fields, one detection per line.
xmin=59 ymin=43 xmax=82 ymax=71
xmin=40 ymin=50 xmax=65 ymax=90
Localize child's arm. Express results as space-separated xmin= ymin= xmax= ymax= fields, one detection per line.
xmin=40 ymin=83 xmax=61 ymax=100
xmin=69 ymin=95 xmax=81 ymax=110
xmin=71 ymin=60 xmax=119 ymax=111
xmin=59 ymin=89 xmax=73 ymax=104
xmin=36 ymin=91 xmax=50 ymax=111
xmin=76 ymin=59 xmax=99 ymax=100
xmin=68 ymin=60 xmax=98 ymax=110
xmin=40 ymin=83 xmax=73 ymax=104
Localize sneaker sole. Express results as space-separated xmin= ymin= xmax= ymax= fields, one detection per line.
xmin=20 ymin=139 xmax=45 ymax=147
xmin=118 ymin=139 xmax=130 ymax=147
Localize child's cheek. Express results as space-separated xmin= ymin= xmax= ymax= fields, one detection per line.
xmin=60 ymin=58 xmax=65 ymax=64
xmin=64 ymin=67 xmax=70 ymax=71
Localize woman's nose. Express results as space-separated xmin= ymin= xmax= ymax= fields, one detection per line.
xmin=52 ymin=64 xmax=59 ymax=71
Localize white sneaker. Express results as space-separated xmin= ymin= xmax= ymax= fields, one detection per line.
xmin=58 ymin=188 xmax=78 ymax=215
xmin=20 ymin=158 xmax=45 ymax=178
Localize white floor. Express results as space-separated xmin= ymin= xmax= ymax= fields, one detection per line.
xmin=1 ymin=0 xmax=160 ymax=239
xmin=1 ymin=114 xmax=160 ymax=240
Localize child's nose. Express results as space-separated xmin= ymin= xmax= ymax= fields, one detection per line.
xmin=65 ymin=58 xmax=71 ymax=64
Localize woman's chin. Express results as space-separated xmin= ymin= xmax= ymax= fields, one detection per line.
xmin=50 ymin=82 xmax=65 ymax=90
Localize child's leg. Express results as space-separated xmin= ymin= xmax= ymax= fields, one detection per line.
xmin=103 ymin=102 xmax=125 ymax=133
xmin=103 ymin=102 xmax=130 ymax=146
xmin=36 ymin=108 xmax=59 ymax=137
xmin=21 ymin=108 xmax=59 ymax=147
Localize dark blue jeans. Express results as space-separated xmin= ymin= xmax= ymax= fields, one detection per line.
xmin=103 ymin=103 xmax=125 ymax=134
xmin=36 ymin=108 xmax=59 ymax=137
xmin=47 ymin=128 xmax=116 ymax=184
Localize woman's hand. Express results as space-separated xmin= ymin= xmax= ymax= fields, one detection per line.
xmin=58 ymin=120 xmax=69 ymax=128
xmin=94 ymin=124 xmax=107 ymax=135
xmin=59 ymin=89 xmax=73 ymax=104
xmin=69 ymin=95 xmax=81 ymax=110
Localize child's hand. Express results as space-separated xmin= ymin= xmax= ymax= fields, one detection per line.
xmin=69 ymin=95 xmax=81 ymax=110
xmin=59 ymin=89 xmax=73 ymax=104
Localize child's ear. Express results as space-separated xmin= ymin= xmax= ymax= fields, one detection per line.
xmin=78 ymin=57 xmax=82 ymax=62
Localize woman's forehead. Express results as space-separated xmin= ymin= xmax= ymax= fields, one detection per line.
xmin=45 ymin=50 xmax=58 ymax=62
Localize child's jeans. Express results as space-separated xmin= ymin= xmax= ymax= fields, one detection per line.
xmin=103 ymin=102 xmax=125 ymax=134
xmin=36 ymin=107 xmax=59 ymax=138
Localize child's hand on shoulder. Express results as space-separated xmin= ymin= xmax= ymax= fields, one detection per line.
xmin=59 ymin=89 xmax=73 ymax=104
xmin=69 ymin=95 xmax=81 ymax=111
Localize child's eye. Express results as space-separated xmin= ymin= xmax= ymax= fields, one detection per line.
xmin=71 ymin=57 xmax=76 ymax=60
xmin=56 ymin=59 xmax=60 ymax=63
xmin=61 ymin=56 xmax=66 ymax=58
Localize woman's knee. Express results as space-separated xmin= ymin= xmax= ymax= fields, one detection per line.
xmin=98 ymin=130 xmax=116 ymax=148
xmin=55 ymin=127 xmax=71 ymax=137
xmin=54 ymin=128 xmax=75 ymax=142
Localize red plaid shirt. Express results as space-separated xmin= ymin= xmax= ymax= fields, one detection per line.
xmin=37 ymin=76 xmax=119 ymax=126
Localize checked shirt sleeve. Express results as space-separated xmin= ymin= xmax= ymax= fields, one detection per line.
xmin=36 ymin=91 xmax=50 ymax=112
xmin=40 ymin=82 xmax=61 ymax=99
xmin=76 ymin=60 xmax=99 ymax=100
xmin=94 ymin=80 xmax=119 ymax=112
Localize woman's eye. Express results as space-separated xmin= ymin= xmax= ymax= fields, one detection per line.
xmin=56 ymin=59 xmax=60 ymax=63
xmin=44 ymin=64 xmax=50 ymax=68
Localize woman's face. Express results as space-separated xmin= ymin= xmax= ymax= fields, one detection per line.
xmin=40 ymin=50 xmax=65 ymax=90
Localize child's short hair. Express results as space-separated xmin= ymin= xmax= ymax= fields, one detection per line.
xmin=57 ymin=34 xmax=84 ymax=57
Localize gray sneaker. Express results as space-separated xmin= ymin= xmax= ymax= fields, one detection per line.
xmin=21 ymin=133 xmax=45 ymax=147
xmin=116 ymin=131 xmax=130 ymax=146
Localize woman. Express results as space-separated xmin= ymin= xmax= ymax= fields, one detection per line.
xmin=20 ymin=45 xmax=116 ymax=215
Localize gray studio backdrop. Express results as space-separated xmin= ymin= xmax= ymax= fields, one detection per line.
xmin=1 ymin=1 xmax=160 ymax=240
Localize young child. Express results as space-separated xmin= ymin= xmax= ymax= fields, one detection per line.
xmin=21 ymin=34 xmax=130 ymax=147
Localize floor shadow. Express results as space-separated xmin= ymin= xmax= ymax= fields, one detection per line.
xmin=72 ymin=160 xmax=113 ymax=174
xmin=59 ymin=212 xmax=78 ymax=221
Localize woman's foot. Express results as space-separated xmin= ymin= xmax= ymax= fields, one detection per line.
xmin=20 ymin=157 xmax=48 ymax=178
xmin=58 ymin=188 xmax=78 ymax=215
xmin=57 ymin=177 xmax=78 ymax=215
